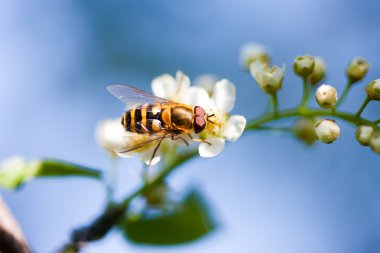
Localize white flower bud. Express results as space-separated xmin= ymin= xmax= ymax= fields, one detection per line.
xmin=315 ymin=84 xmax=338 ymax=108
xmin=369 ymin=132 xmax=380 ymax=154
xmin=355 ymin=125 xmax=374 ymax=146
xmin=365 ymin=79 xmax=380 ymax=101
xmin=314 ymin=119 xmax=341 ymax=144
xmin=308 ymin=57 xmax=326 ymax=85
xmin=240 ymin=43 xmax=270 ymax=70
xmin=346 ymin=57 xmax=369 ymax=83
xmin=293 ymin=119 xmax=317 ymax=145
xmin=250 ymin=62 xmax=285 ymax=94
xmin=293 ymin=55 xmax=315 ymax=78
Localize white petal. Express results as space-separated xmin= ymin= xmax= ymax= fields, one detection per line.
xmin=151 ymin=74 xmax=177 ymax=99
xmin=212 ymin=79 xmax=236 ymax=113
xmin=96 ymin=118 xmax=128 ymax=155
xmin=184 ymin=86 xmax=213 ymax=109
xmin=198 ymin=137 xmax=225 ymax=158
xmin=223 ymin=115 xmax=246 ymax=142
xmin=175 ymin=71 xmax=191 ymax=102
xmin=194 ymin=74 xmax=218 ymax=94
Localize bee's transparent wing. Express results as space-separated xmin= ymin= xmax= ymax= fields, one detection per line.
xmin=107 ymin=84 xmax=177 ymax=110
xmin=116 ymin=133 xmax=174 ymax=154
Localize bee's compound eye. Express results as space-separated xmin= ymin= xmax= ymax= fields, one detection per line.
xmin=194 ymin=106 xmax=206 ymax=117
xmin=194 ymin=117 xmax=206 ymax=133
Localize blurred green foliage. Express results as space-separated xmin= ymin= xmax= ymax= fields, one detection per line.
xmin=120 ymin=188 xmax=216 ymax=245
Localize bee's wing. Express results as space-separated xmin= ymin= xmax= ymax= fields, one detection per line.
xmin=116 ymin=133 xmax=174 ymax=154
xmin=107 ymin=84 xmax=178 ymax=110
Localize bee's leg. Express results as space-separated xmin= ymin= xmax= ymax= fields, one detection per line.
xmin=148 ymin=136 xmax=165 ymax=167
xmin=171 ymin=136 xmax=189 ymax=146
xmin=187 ymin=134 xmax=211 ymax=146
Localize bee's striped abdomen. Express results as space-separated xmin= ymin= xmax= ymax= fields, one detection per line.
xmin=122 ymin=103 xmax=163 ymax=134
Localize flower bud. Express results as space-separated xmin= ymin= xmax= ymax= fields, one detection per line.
xmin=369 ymin=132 xmax=380 ymax=154
xmin=355 ymin=125 xmax=374 ymax=146
xmin=293 ymin=55 xmax=315 ymax=78
xmin=308 ymin=57 xmax=326 ymax=85
xmin=315 ymin=84 xmax=338 ymax=108
xmin=314 ymin=119 xmax=341 ymax=144
xmin=346 ymin=57 xmax=369 ymax=83
xmin=240 ymin=43 xmax=270 ymax=70
xmin=293 ymin=119 xmax=317 ymax=145
xmin=365 ymin=79 xmax=380 ymax=100
xmin=250 ymin=62 xmax=285 ymax=94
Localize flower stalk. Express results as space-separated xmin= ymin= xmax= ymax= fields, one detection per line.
xmin=356 ymin=96 xmax=371 ymax=117
xmin=270 ymin=93 xmax=279 ymax=115
xmin=300 ymin=77 xmax=310 ymax=109
xmin=335 ymin=81 xmax=352 ymax=108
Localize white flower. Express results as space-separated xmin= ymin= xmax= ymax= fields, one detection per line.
xmin=314 ymin=119 xmax=341 ymax=144
xmin=240 ymin=43 xmax=271 ymax=70
xmin=95 ymin=119 xmax=160 ymax=165
xmin=315 ymin=84 xmax=338 ymax=109
xmin=355 ymin=125 xmax=374 ymax=146
xmin=152 ymin=72 xmax=246 ymax=158
xmin=152 ymin=71 xmax=190 ymax=102
xmin=250 ymin=62 xmax=285 ymax=94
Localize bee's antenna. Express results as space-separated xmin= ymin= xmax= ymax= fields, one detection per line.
xmin=207 ymin=114 xmax=215 ymax=124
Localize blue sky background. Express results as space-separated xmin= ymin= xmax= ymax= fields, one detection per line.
xmin=1 ymin=0 xmax=380 ymax=252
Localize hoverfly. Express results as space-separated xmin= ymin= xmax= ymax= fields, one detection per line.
xmin=107 ymin=84 xmax=214 ymax=165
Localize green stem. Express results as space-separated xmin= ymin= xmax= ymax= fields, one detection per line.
xmin=246 ymin=107 xmax=378 ymax=130
xmin=300 ymin=77 xmax=310 ymax=108
xmin=105 ymin=157 xmax=118 ymax=201
xmin=271 ymin=93 xmax=279 ymax=115
xmin=58 ymin=150 xmax=198 ymax=253
xmin=117 ymin=150 xmax=198 ymax=211
xmin=335 ymin=81 xmax=352 ymax=108
xmin=355 ymin=97 xmax=371 ymax=117
xmin=374 ymin=119 xmax=380 ymax=125
xmin=254 ymin=126 xmax=292 ymax=132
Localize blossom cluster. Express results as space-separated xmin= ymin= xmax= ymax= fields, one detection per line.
xmin=97 ymin=72 xmax=246 ymax=165
xmin=241 ymin=42 xmax=380 ymax=154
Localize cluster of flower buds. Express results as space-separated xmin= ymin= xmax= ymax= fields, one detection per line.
xmin=242 ymin=44 xmax=379 ymax=153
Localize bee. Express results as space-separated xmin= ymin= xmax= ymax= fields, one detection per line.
xmin=107 ymin=84 xmax=214 ymax=165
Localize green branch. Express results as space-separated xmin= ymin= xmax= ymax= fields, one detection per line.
xmin=57 ymin=103 xmax=378 ymax=253
xmin=57 ymin=150 xmax=198 ymax=253
xmin=247 ymin=108 xmax=377 ymax=130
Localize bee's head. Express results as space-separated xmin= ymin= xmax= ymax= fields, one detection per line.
xmin=194 ymin=106 xmax=214 ymax=133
